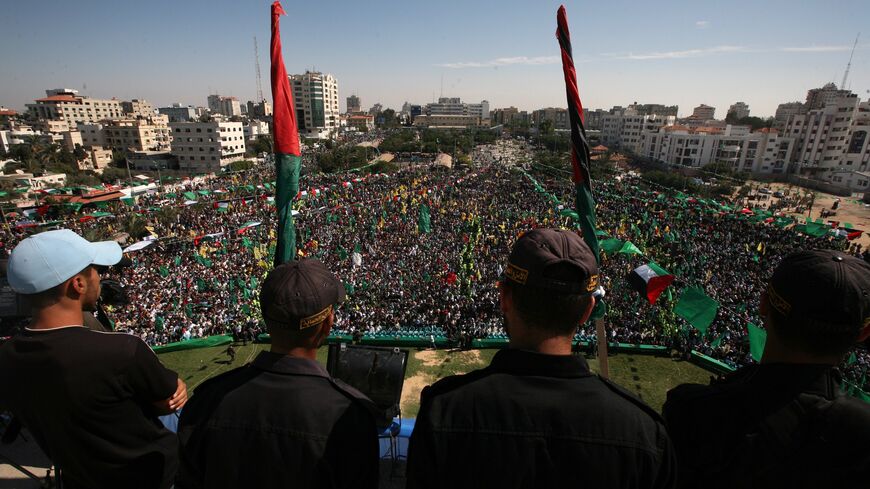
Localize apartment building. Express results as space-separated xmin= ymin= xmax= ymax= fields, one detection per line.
xmin=532 ymin=108 xmax=569 ymax=131
xmin=638 ymin=125 xmax=794 ymax=174
xmin=290 ymin=71 xmax=340 ymax=139
xmin=782 ymin=94 xmax=868 ymax=177
xmin=728 ymin=102 xmax=750 ymax=119
xmin=121 ymin=99 xmax=156 ymax=118
xmin=600 ymin=112 xmax=675 ymax=152
xmin=207 ymin=95 xmax=242 ymax=117
xmin=27 ymin=89 xmax=124 ymax=126
xmin=170 ymin=121 xmax=246 ymax=173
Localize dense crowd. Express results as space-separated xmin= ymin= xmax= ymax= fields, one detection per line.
xmin=1 ymin=147 xmax=868 ymax=389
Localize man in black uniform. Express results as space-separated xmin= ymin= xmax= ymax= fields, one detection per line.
xmin=177 ymin=258 xmax=379 ymax=489
xmin=664 ymin=250 xmax=870 ymax=488
xmin=407 ymin=228 xmax=675 ymax=488
xmin=0 ymin=229 xmax=187 ymax=489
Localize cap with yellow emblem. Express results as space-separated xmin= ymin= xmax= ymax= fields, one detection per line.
xmin=501 ymin=228 xmax=599 ymax=295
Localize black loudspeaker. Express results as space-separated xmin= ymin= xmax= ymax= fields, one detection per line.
xmin=326 ymin=344 xmax=409 ymax=420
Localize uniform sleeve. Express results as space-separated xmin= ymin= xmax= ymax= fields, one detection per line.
xmin=406 ymin=386 xmax=438 ymax=489
xmin=127 ymin=337 xmax=178 ymax=403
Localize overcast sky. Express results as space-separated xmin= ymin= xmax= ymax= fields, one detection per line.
xmin=1 ymin=0 xmax=868 ymax=118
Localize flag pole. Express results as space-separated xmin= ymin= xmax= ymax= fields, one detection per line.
xmin=270 ymin=1 xmax=302 ymax=265
xmin=557 ymin=5 xmax=608 ymax=377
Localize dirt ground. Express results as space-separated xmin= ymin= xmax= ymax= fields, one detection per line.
xmin=744 ymin=180 xmax=870 ymax=249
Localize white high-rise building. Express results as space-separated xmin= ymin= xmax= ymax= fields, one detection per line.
xmin=170 ymin=121 xmax=246 ymax=173
xmin=290 ymin=71 xmax=340 ymax=139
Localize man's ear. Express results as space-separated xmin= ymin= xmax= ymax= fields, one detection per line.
xmin=498 ymin=283 xmax=510 ymax=315
xmin=579 ymin=296 xmax=596 ymax=326
xmin=68 ymin=273 xmax=89 ymax=297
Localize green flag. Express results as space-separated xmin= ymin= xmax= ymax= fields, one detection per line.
xmin=617 ymin=241 xmax=643 ymax=255
xmin=674 ymin=286 xmax=719 ymax=335
xmin=747 ymin=322 xmax=767 ymax=362
xmin=158 ymin=266 xmax=170 ymax=278
xmin=155 ymin=316 xmax=165 ymax=332
xmin=121 ymin=197 xmax=134 ymax=206
xmin=173 ymin=256 xmax=182 ymax=266
xmin=183 ymin=191 xmax=197 ymax=201
xmin=599 ymin=238 xmax=623 ymax=254
xmin=418 ymin=203 xmax=432 ymax=233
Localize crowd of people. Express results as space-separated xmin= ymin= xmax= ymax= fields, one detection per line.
xmin=1 ymin=147 xmax=868 ymax=390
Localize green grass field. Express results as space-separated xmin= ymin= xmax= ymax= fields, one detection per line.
xmin=158 ymin=344 xmax=712 ymax=416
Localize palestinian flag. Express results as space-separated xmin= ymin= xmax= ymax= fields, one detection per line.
xmin=628 ymin=262 xmax=675 ymax=304
xmin=214 ymin=201 xmax=230 ymax=212
xmin=237 ymin=221 xmax=263 ymax=235
xmin=557 ymin=6 xmax=598 ymax=263
xmin=193 ymin=232 xmax=224 ymax=246
xmin=271 ymin=1 xmax=302 ymax=265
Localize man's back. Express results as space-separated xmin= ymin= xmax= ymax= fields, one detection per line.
xmin=177 ymin=351 xmax=378 ymax=489
xmin=407 ymin=349 xmax=675 ymax=488
xmin=664 ymin=364 xmax=870 ymax=488
xmin=0 ymin=326 xmax=179 ymax=489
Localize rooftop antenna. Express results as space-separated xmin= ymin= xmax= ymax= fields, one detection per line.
xmin=440 ymin=74 xmax=443 ymax=99
xmin=254 ymin=36 xmax=264 ymax=102
xmin=841 ymin=33 xmax=860 ymax=90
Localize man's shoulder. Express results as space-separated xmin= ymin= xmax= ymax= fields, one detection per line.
xmin=419 ymin=366 xmax=494 ymax=401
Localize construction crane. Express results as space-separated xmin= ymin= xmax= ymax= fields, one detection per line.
xmin=841 ymin=33 xmax=860 ymax=90
xmin=254 ymin=36 xmax=264 ymax=102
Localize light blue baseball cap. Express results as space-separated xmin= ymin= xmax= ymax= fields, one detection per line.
xmin=7 ymin=229 xmax=122 ymax=294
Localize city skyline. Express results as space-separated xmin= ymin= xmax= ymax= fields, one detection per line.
xmin=1 ymin=0 xmax=868 ymax=117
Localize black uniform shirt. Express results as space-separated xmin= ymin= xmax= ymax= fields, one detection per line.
xmin=0 ymin=326 xmax=179 ymax=489
xmin=177 ymin=351 xmax=379 ymax=489
xmin=664 ymin=363 xmax=870 ymax=489
xmin=407 ymin=348 xmax=676 ymax=488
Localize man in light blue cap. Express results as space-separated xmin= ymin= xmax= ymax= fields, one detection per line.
xmin=0 ymin=229 xmax=186 ymax=489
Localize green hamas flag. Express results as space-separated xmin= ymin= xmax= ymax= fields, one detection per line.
xmin=121 ymin=197 xmax=134 ymax=206
xmin=159 ymin=266 xmax=170 ymax=278
xmin=418 ymin=203 xmax=431 ymax=233
xmin=747 ymin=322 xmax=767 ymax=362
xmin=617 ymin=241 xmax=643 ymax=255
xmin=599 ymin=238 xmax=623 ymax=254
xmin=270 ymin=1 xmax=302 ymax=265
xmin=674 ymin=286 xmax=719 ymax=336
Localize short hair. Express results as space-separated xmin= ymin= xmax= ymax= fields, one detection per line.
xmin=265 ymin=315 xmax=329 ymax=348
xmin=504 ymin=263 xmax=592 ymax=335
xmin=25 ymin=282 xmax=65 ymax=310
xmin=766 ymin=300 xmax=862 ymax=357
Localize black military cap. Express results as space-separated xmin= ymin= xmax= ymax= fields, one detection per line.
xmin=502 ymin=228 xmax=599 ymax=294
xmin=767 ymin=250 xmax=870 ymax=328
xmin=260 ymin=258 xmax=346 ymax=330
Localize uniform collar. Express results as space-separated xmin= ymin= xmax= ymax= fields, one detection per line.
xmin=251 ymin=351 xmax=330 ymax=378
xmin=490 ymin=348 xmax=592 ymax=378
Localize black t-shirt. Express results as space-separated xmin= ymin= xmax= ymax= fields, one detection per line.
xmin=0 ymin=326 xmax=179 ymax=489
